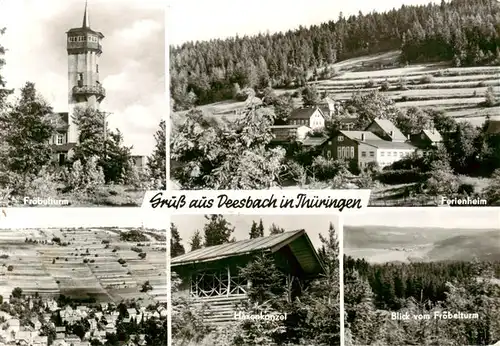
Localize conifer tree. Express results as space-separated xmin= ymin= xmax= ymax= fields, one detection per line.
xmin=203 ymin=215 xmax=234 ymax=246
xmin=189 ymin=230 xmax=202 ymax=251
xmin=170 ymin=222 xmax=185 ymax=257
xmin=147 ymin=120 xmax=166 ymax=188
xmin=269 ymin=223 xmax=285 ymax=235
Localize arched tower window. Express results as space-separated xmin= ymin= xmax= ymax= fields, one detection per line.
xmin=78 ymin=73 xmax=83 ymax=87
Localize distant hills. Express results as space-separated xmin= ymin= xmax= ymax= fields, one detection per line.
xmin=344 ymin=226 xmax=500 ymax=262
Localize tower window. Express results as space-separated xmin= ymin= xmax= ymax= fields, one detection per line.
xmin=96 ymin=64 xmax=99 ymax=73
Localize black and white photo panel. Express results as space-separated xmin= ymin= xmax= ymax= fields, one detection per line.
xmin=0 ymin=208 xmax=167 ymax=345
xmin=343 ymin=207 xmax=500 ymax=346
xmin=0 ymin=0 xmax=166 ymax=207
xmin=169 ymin=0 xmax=500 ymax=207
xmin=170 ymin=214 xmax=341 ymax=346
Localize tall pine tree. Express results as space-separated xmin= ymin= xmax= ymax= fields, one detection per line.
xmin=189 ymin=230 xmax=202 ymax=251
xmin=170 ymin=222 xmax=185 ymax=257
xmin=203 ymin=215 xmax=234 ymax=246
xmin=147 ymin=120 xmax=166 ymax=189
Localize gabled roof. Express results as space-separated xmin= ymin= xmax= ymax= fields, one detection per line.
xmin=288 ymin=107 xmax=324 ymax=120
xmin=171 ymin=229 xmax=324 ymax=275
xmin=486 ymin=119 xmax=500 ymax=134
xmin=340 ymin=131 xmax=382 ymax=141
xmin=301 ymin=136 xmax=328 ymax=146
xmin=368 ymin=118 xmax=407 ymax=141
xmin=422 ymin=129 xmax=443 ymax=142
xmin=340 ymin=131 xmax=415 ymax=149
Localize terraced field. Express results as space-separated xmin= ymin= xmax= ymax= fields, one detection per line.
xmin=311 ymin=53 xmax=500 ymax=127
xmin=173 ymin=51 xmax=500 ymax=129
xmin=0 ymin=228 xmax=166 ymax=303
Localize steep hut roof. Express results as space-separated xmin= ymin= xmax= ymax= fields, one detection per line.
xmin=172 ymin=229 xmax=324 ymax=275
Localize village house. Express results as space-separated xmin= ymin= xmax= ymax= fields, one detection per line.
xmin=317 ymin=96 xmax=336 ymax=117
xmin=365 ymin=118 xmax=408 ymax=142
xmin=485 ymin=118 xmax=500 ymax=135
xmin=321 ymin=118 xmax=416 ymax=169
xmin=410 ymin=128 xmax=443 ymax=151
xmin=271 ymin=106 xmax=326 ymax=142
xmin=270 ymin=124 xmax=311 ymax=142
xmin=171 ymin=229 xmax=324 ymax=325
xmin=287 ymin=106 xmax=325 ymax=130
xmin=338 ymin=117 xmax=357 ymax=130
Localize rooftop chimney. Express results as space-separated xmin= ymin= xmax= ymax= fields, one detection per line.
xmin=361 ymin=133 xmax=365 ymax=141
xmin=389 ymin=130 xmax=394 ymax=137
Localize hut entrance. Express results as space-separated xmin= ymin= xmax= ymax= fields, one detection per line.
xmin=190 ymin=268 xmax=248 ymax=298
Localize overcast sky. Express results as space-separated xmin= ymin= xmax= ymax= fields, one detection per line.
xmin=344 ymin=208 xmax=500 ymax=229
xmin=171 ymin=214 xmax=339 ymax=251
xmin=0 ymin=0 xmax=165 ymax=156
xmin=168 ymin=0 xmax=441 ymax=46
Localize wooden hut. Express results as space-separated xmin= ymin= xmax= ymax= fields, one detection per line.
xmin=171 ymin=229 xmax=324 ymax=324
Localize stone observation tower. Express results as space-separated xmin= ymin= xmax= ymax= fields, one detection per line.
xmin=66 ymin=0 xmax=105 ymax=144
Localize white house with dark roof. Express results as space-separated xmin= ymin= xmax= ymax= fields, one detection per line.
xmin=322 ymin=121 xmax=416 ymax=169
xmin=287 ymin=107 xmax=325 ymax=130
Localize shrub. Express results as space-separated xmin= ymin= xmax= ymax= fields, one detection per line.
xmin=22 ymin=167 xmax=60 ymax=202
xmin=377 ymin=169 xmax=428 ymax=184
xmin=0 ymin=255 xmax=8 ymax=259
xmin=419 ymin=74 xmax=434 ymax=84
xmin=311 ymin=156 xmax=349 ymax=181
xmin=364 ymin=79 xmax=376 ymax=88
xmin=7 ymin=265 xmax=13 ymax=271
xmin=484 ymin=86 xmax=497 ymax=107
xmin=123 ymin=159 xmax=148 ymax=189
xmin=118 ymin=258 xmax=126 ymax=265
xmin=140 ymin=281 xmax=153 ymax=293
xmin=131 ymin=246 xmax=142 ymax=253
xmin=379 ymin=80 xmax=390 ymax=91
xmin=172 ymin=297 xmax=213 ymax=343
xmin=138 ymin=252 xmax=147 ymax=259
xmin=284 ymin=160 xmax=307 ymax=186
xmin=457 ymin=183 xmax=475 ymax=195
xmin=235 ymin=87 xmax=255 ymax=101
xmin=65 ymin=156 xmax=105 ymax=194
xmin=397 ymin=77 xmax=409 ymax=90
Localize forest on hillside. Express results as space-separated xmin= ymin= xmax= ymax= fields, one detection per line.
xmin=170 ymin=0 xmax=500 ymax=108
xmin=344 ymin=255 xmax=500 ymax=345
xmin=170 ymin=216 xmax=341 ymax=346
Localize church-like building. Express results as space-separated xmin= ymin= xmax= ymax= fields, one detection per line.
xmin=49 ymin=2 xmax=106 ymax=165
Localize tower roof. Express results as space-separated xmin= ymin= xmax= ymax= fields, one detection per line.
xmin=66 ymin=0 xmax=104 ymax=39
xmin=82 ymin=0 xmax=89 ymax=28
